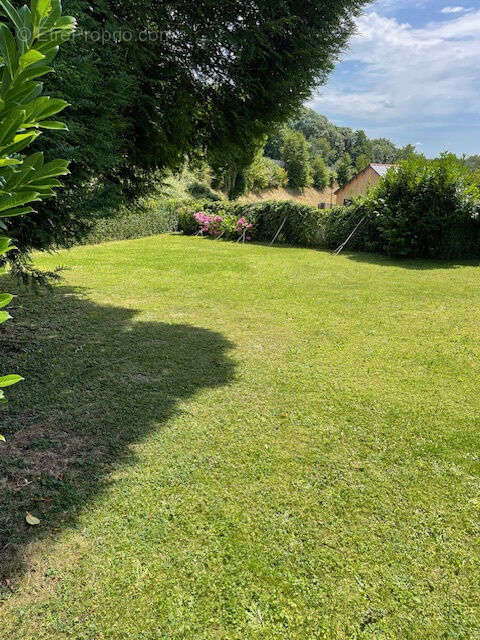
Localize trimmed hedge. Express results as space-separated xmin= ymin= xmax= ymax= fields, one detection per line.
xmin=178 ymin=200 xmax=325 ymax=247
xmin=237 ymin=201 xmax=324 ymax=246
xmin=75 ymin=196 xmax=327 ymax=248
xmin=324 ymin=202 xmax=380 ymax=253
xmin=83 ymin=198 xmax=228 ymax=246
xmin=83 ymin=199 xmax=178 ymax=245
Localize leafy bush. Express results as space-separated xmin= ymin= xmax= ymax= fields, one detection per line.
xmin=83 ymin=199 xmax=178 ymax=245
xmin=177 ymin=200 xmax=234 ymax=235
xmin=177 ymin=203 xmax=201 ymax=235
xmin=324 ymin=154 xmax=480 ymax=259
xmin=194 ymin=212 xmax=225 ymax=237
xmin=235 ymin=216 xmax=254 ymax=240
xmin=178 ymin=199 xmax=325 ymax=247
xmin=282 ymin=131 xmax=310 ymax=191
xmin=311 ymin=157 xmax=329 ymax=191
xmin=187 ymin=181 xmax=221 ymax=201
xmin=271 ymin=165 xmax=289 ymax=190
xmin=244 ymin=154 xmax=288 ymax=193
xmin=0 ymin=0 xmax=75 ymax=423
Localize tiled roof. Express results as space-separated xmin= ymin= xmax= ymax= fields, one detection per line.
xmin=370 ymin=163 xmax=395 ymax=177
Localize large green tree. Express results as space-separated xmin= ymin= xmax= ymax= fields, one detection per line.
xmin=7 ymin=0 xmax=372 ymax=251
xmin=311 ymin=157 xmax=329 ymax=191
xmin=282 ymin=130 xmax=310 ymax=190
xmin=336 ymin=153 xmax=354 ymax=187
xmin=351 ymin=130 xmax=373 ymax=164
xmin=371 ymin=138 xmax=402 ymax=163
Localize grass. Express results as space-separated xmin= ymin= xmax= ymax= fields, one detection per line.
xmin=1 ymin=235 xmax=480 ymax=639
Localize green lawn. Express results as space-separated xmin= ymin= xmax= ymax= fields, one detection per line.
xmin=1 ymin=235 xmax=480 ymax=639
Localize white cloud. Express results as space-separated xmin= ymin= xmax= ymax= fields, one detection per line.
xmin=311 ymin=10 xmax=480 ymax=127
xmin=371 ymin=0 xmax=428 ymax=12
xmin=441 ymin=6 xmax=467 ymax=13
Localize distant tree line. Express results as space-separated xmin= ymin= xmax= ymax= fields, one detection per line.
xmin=264 ymin=107 xmax=418 ymax=190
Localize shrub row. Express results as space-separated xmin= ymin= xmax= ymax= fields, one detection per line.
xmin=178 ymin=200 xmax=325 ymax=246
xmin=323 ymin=202 xmax=381 ymax=253
xmin=83 ymin=198 xmax=179 ymax=245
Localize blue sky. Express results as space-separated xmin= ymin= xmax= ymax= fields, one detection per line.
xmin=309 ymin=0 xmax=480 ymax=157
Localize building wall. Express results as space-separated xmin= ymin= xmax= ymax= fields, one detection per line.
xmin=335 ymin=167 xmax=381 ymax=205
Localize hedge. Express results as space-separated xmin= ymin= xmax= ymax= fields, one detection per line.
xmin=83 ymin=198 xmax=178 ymax=245
xmin=178 ymin=200 xmax=326 ymax=247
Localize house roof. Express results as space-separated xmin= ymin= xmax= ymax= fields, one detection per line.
xmin=334 ymin=163 xmax=396 ymax=194
xmin=370 ymin=163 xmax=395 ymax=177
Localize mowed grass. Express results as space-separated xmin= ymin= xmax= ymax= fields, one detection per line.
xmin=1 ymin=235 xmax=480 ymax=639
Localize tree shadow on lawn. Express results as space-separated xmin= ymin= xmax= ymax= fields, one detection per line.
xmin=0 ymin=283 xmax=235 ymax=585
xmin=336 ymin=251 xmax=480 ymax=271
xmin=246 ymin=242 xmax=480 ymax=271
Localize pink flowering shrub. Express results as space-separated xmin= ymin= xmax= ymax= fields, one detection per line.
xmin=193 ymin=211 xmax=255 ymax=241
xmin=236 ymin=217 xmax=254 ymax=241
xmin=194 ymin=212 xmax=224 ymax=237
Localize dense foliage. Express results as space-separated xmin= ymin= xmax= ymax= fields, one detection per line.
xmin=178 ymin=199 xmax=325 ymax=247
xmin=311 ymin=157 xmax=329 ymax=191
xmin=324 ymin=154 xmax=480 ymax=259
xmin=6 ymin=0 xmax=371 ymax=252
xmin=83 ymin=198 xmax=179 ymax=246
xmin=289 ymin=108 xmax=416 ymax=166
xmin=465 ymin=155 xmax=480 ymax=171
xmin=237 ymin=201 xmax=324 ymax=246
xmin=282 ymin=130 xmax=310 ymax=191
xmin=266 ymin=108 xmax=417 ymax=188
xmin=244 ymin=154 xmax=287 ymax=194
xmin=0 ymin=0 xmax=75 ymax=421
xmin=335 ymin=154 xmax=354 ymax=188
